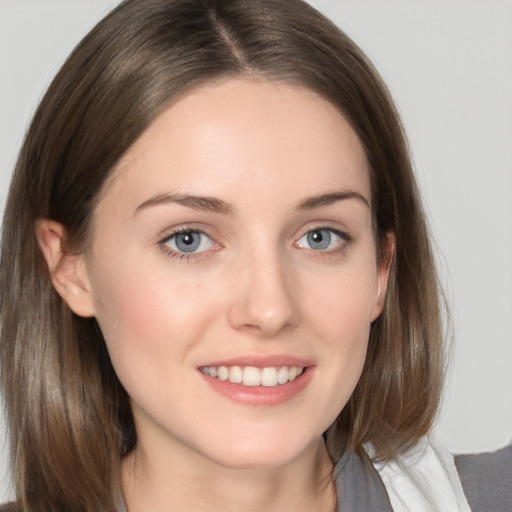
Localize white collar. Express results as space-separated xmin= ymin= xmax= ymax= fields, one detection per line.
xmin=368 ymin=436 xmax=472 ymax=512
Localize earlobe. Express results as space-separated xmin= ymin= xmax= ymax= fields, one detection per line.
xmin=35 ymin=219 xmax=96 ymax=318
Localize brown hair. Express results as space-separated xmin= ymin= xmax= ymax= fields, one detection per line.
xmin=0 ymin=0 xmax=445 ymax=510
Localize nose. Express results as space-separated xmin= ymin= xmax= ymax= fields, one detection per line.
xmin=227 ymin=249 xmax=300 ymax=337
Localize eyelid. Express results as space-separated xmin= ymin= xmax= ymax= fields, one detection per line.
xmin=155 ymin=223 xmax=217 ymax=243
xmin=295 ymin=221 xmax=352 ymax=241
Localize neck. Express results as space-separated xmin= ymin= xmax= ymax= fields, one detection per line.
xmin=122 ymin=436 xmax=336 ymax=512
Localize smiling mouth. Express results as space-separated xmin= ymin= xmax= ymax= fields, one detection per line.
xmin=199 ymin=365 xmax=305 ymax=387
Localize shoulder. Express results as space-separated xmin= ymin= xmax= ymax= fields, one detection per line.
xmin=455 ymin=442 xmax=512 ymax=512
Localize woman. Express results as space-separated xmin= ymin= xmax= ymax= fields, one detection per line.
xmin=1 ymin=0 xmax=507 ymax=511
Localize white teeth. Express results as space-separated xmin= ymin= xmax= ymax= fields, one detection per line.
xmin=218 ymin=366 xmax=229 ymax=381
xmin=261 ymin=367 xmax=278 ymax=387
xmin=201 ymin=365 xmax=305 ymax=387
xmin=228 ymin=366 xmax=243 ymax=384
xmin=277 ymin=366 xmax=289 ymax=384
xmin=243 ymin=366 xmax=261 ymax=386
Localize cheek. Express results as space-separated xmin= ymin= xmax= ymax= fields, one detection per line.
xmin=300 ymin=263 xmax=376 ymax=409
xmin=303 ymin=261 xmax=377 ymax=343
xmin=89 ymin=257 xmax=222 ymax=379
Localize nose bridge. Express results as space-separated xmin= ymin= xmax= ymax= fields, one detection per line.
xmin=228 ymin=240 xmax=299 ymax=336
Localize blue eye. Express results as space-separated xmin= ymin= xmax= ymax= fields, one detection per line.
xmin=296 ymin=228 xmax=345 ymax=251
xmin=163 ymin=231 xmax=213 ymax=254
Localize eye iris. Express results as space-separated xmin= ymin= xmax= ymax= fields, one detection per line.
xmin=175 ymin=232 xmax=201 ymax=252
xmin=307 ymin=229 xmax=331 ymax=250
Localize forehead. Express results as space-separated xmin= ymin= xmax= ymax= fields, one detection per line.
xmin=98 ymin=78 xmax=370 ymax=216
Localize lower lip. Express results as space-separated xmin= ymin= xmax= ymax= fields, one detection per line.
xmin=199 ymin=367 xmax=314 ymax=406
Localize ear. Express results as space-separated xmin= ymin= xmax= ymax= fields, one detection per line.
xmin=35 ymin=219 xmax=96 ymax=318
xmin=371 ymin=232 xmax=395 ymax=321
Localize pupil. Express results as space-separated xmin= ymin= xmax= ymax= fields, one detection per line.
xmin=312 ymin=231 xmax=323 ymax=243
xmin=182 ymin=233 xmax=194 ymax=245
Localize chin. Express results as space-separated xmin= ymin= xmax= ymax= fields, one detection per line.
xmin=210 ymin=450 xmax=303 ymax=471
xmin=199 ymin=430 xmax=321 ymax=470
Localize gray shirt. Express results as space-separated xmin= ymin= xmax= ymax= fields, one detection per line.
xmin=455 ymin=443 xmax=512 ymax=512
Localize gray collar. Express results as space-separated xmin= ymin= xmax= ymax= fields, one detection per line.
xmin=334 ymin=449 xmax=393 ymax=512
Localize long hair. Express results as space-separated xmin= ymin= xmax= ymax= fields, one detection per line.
xmin=0 ymin=0 xmax=445 ymax=510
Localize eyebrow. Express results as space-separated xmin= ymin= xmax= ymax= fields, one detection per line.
xmin=134 ymin=189 xmax=370 ymax=217
xmin=134 ymin=193 xmax=236 ymax=216
xmin=294 ymin=190 xmax=370 ymax=211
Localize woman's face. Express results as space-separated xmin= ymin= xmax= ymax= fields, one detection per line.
xmin=80 ymin=79 xmax=391 ymax=469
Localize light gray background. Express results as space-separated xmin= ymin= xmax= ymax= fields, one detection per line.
xmin=0 ymin=0 xmax=511 ymax=502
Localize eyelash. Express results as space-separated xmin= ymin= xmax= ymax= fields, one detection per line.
xmin=157 ymin=225 xmax=353 ymax=262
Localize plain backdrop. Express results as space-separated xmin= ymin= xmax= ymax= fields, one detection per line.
xmin=0 ymin=0 xmax=511 ymax=502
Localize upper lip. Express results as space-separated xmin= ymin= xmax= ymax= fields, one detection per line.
xmin=199 ymin=354 xmax=314 ymax=368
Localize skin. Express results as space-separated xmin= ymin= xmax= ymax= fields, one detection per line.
xmin=37 ymin=78 xmax=394 ymax=512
